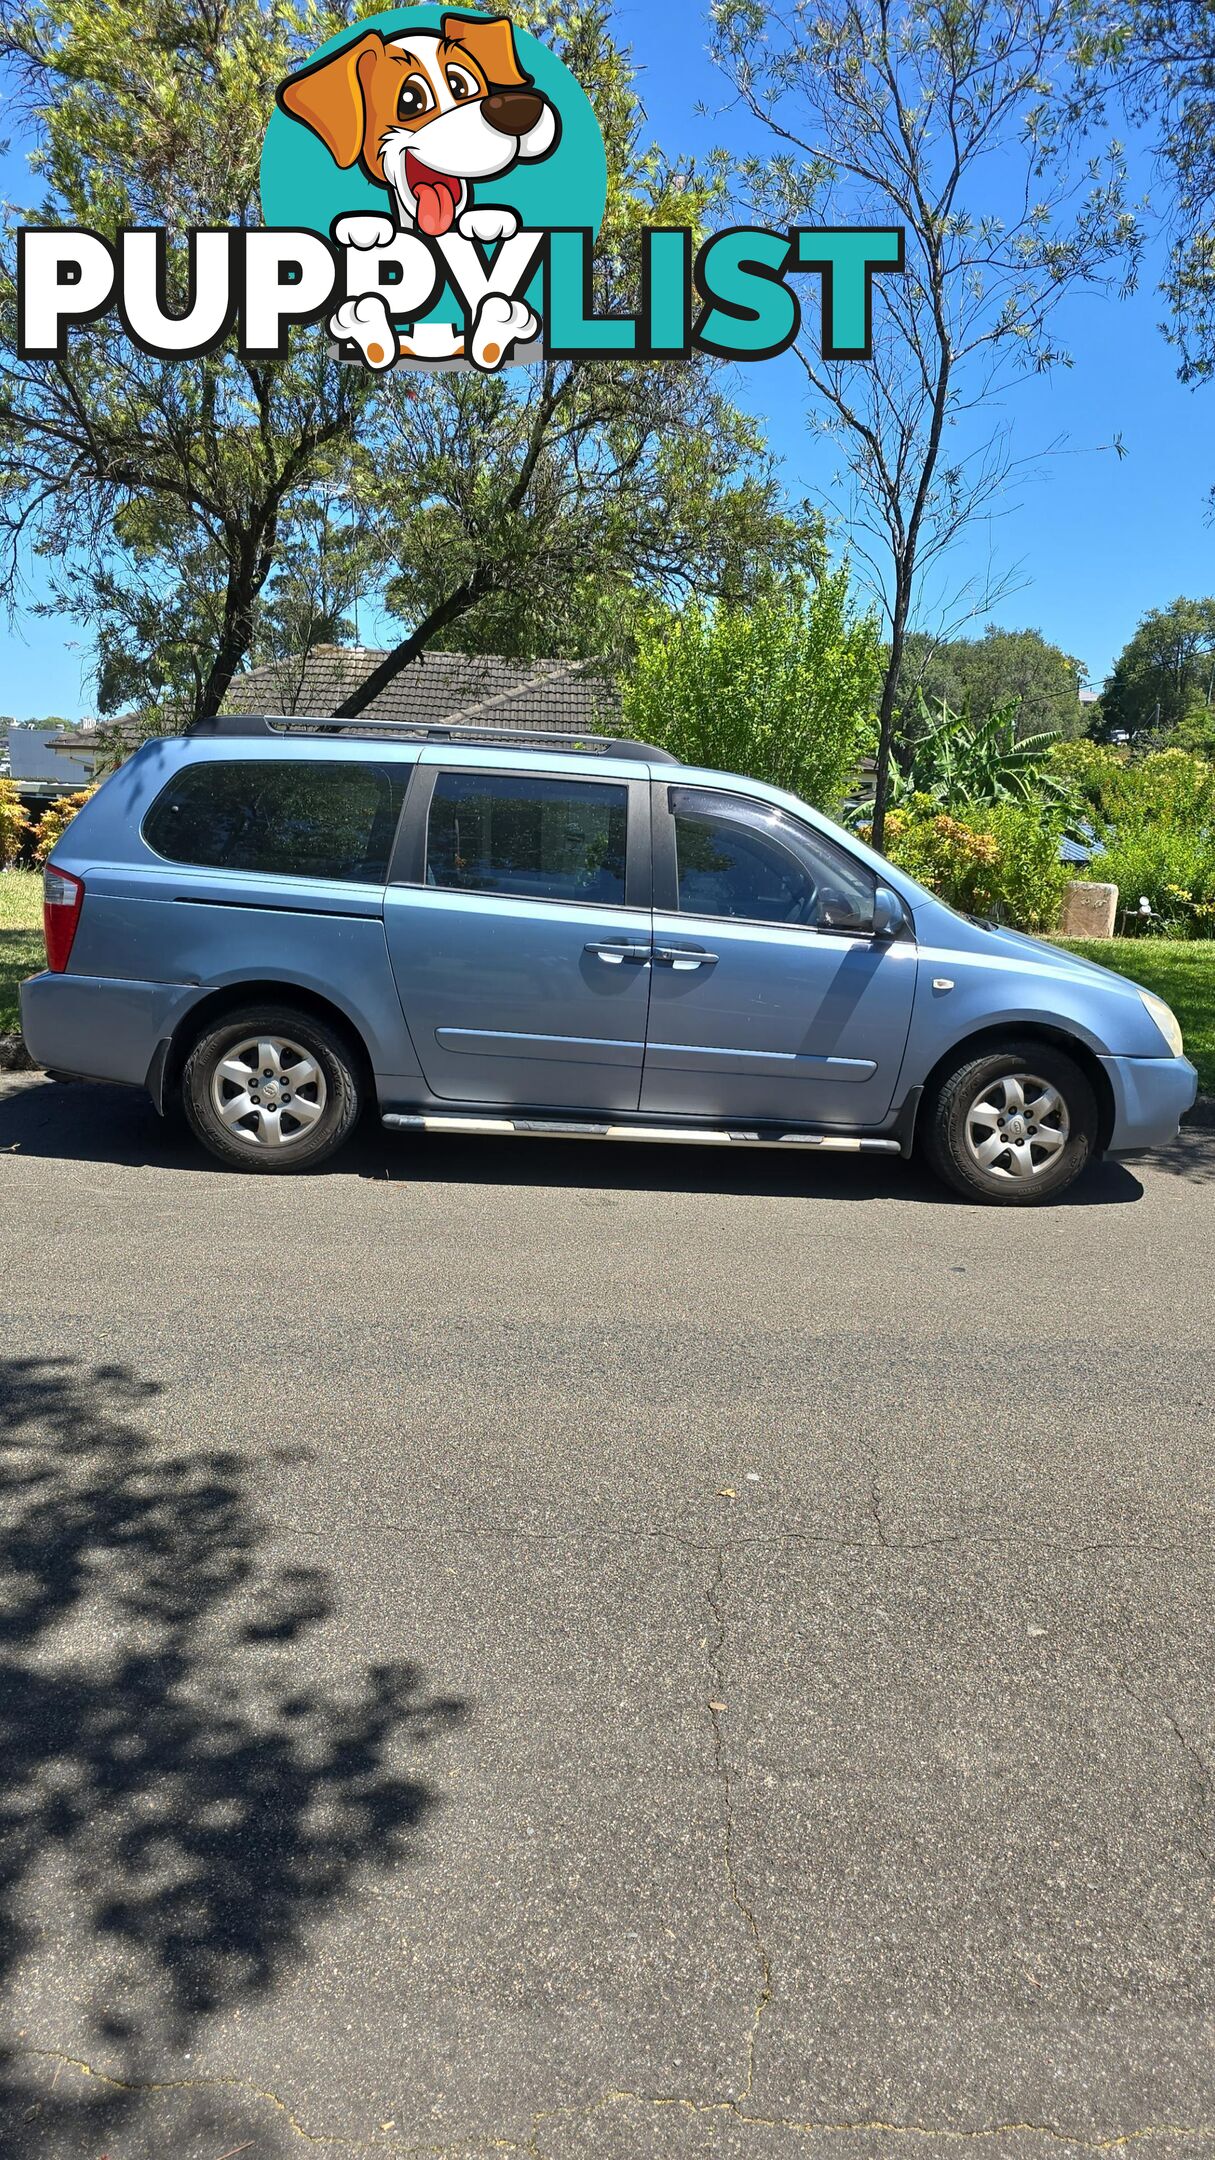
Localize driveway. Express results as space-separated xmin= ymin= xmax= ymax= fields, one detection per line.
xmin=1 ymin=1071 xmax=1214 ymax=2160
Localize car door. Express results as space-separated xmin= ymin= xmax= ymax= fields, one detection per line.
xmin=642 ymin=781 xmax=917 ymax=1127
xmin=383 ymin=755 xmax=654 ymax=1110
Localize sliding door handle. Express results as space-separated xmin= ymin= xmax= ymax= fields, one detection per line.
xmin=654 ymin=945 xmax=719 ymax=969
xmin=584 ymin=940 xmax=651 ymax=965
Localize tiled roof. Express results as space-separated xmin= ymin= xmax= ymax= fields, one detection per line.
xmin=224 ymin=647 xmax=623 ymax=735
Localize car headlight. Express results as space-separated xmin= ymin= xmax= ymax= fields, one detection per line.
xmin=1140 ymin=989 xmax=1184 ymax=1058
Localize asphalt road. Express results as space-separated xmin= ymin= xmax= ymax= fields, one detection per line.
xmin=2 ymin=1072 xmax=1215 ymax=2160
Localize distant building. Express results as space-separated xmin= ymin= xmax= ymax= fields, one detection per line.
xmin=43 ymin=650 xmax=624 ymax=772
xmin=223 ymin=646 xmax=622 ymax=737
xmin=7 ymin=722 xmax=99 ymax=807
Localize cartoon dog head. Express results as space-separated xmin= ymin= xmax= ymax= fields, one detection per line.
xmin=278 ymin=12 xmax=560 ymax=236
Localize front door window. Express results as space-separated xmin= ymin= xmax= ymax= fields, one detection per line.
xmin=668 ymin=786 xmax=876 ymax=933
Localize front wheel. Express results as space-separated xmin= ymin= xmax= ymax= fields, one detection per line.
xmin=921 ymin=1041 xmax=1098 ymax=1205
xmin=180 ymin=1005 xmax=363 ymax=1173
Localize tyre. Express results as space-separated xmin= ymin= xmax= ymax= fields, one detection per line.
xmin=180 ymin=1005 xmax=363 ymax=1173
xmin=921 ymin=1040 xmax=1098 ymax=1205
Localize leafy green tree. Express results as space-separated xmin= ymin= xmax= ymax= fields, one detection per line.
xmin=1097 ymin=595 xmax=1215 ymax=742
xmin=0 ymin=0 xmax=808 ymax=722
xmin=0 ymin=0 xmax=370 ymax=725
xmin=710 ymin=0 xmax=1136 ymax=846
xmin=620 ymin=572 xmax=882 ymax=814
xmin=392 ymin=461 xmax=825 ymax=672
xmin=899 ymin=627 xmax=1088 ymax=740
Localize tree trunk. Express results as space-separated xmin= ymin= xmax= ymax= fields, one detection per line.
xmin=870 ymin=580 xmax=911 ymax=852
xmin=333 ymin=564 xmax=500 ymax=718
xmin=194 ymin=517 xmax=282 ymax=725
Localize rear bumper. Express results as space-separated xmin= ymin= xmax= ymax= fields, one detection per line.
xmin=19 ymin=971 xmax=195 ymax=1091
xmin=1100 ymin=1053 xmax=1199 ymax=1153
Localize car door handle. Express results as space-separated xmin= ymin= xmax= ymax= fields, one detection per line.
xmin=654 ymin=945 xmax=719 ymax=969
xmin=584 ymin=940 xmax=651 ymax=965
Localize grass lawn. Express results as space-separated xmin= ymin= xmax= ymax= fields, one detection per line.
xmin=1055 ymin=938 xmax=1214 ymax=1095
xmin=0 ymin=869 xmax=43 ymax=1033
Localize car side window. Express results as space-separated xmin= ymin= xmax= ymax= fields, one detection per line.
xmin=143 ymin=760 xmax=410 ymax=882
xmin=668 ymin=787 xmax=876 ymax=931
xmin=426 ymin=772 xmax=628 ymax=906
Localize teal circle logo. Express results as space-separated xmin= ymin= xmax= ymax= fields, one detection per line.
xmin=261 ymin=8 xmax=607 ymax=366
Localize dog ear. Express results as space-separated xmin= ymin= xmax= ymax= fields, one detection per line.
xmin=278 ymin=31 xmax=384 ymax=169
xmin=441 ymin=13 xmax=529 ymax=89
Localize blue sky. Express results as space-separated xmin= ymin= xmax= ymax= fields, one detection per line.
xmin=1 ymin=0 xmax=1210 ymax=717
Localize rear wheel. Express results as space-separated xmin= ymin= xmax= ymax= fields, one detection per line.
xmin=922 ymin=1040 xmax=1097 ymax=1205
xmin=180 ymin=1005 xmax=362 ymax=1173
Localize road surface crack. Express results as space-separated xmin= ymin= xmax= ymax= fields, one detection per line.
xmin=1113 ymin=1663 xmax=1215 ymax=1878
xmin=15 ymin=2047 xmax=1215 ymax=2154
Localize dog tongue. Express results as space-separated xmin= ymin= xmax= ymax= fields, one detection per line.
xmin=414 ymin=178 xmax=458 ymax=237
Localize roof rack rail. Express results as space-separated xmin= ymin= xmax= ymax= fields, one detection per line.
xmin=188 ymin=714 xmax=681 ymax=765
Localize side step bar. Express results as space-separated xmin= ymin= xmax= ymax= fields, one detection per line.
xmin=382 ymin=1113 xmax=902 ymax=1155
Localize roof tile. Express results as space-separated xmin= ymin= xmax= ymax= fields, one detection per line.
xmin=224 ymin=647 xmax=622 ymax=735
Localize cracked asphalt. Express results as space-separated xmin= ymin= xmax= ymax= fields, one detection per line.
xmin=1 ymin=1071 xmax=1214 ymax=2160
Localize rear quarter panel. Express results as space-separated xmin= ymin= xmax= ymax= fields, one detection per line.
xmin=44 ymin=738 xmax=424 ymax=1085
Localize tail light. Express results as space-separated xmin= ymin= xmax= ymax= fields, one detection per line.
xmin=43 ymin=865 xmax=85 ymax=973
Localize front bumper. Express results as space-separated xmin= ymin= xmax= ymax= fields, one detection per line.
xmin=1100 ymin=1053 xmax=1199 ymax=1153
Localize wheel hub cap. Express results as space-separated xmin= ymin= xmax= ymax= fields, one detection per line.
xmin=210 ymin=1035 xmax=326 ymax=1149
xmin=963 ymin=1071 xmax=1069 ymax=1182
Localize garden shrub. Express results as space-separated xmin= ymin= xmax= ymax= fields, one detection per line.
xmin=1050 ymin=740 xmax=1215 ymax=831
xmin=33 ymin=790 xmax=95 ymax=866
xmin=1049 ymin=743 xmax=1215 ymax=935
xmin=876 ymin=794 xmax=1069 ymax=933
xmin=0 ymin=778 xmax=31 ymax=867
xmin=1086 ymin=825 xmax=1215 ymax=938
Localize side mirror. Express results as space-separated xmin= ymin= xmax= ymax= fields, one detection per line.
xmin=871 ymin=885 xmax=905 ymax=940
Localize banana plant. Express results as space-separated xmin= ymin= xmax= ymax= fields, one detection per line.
xmin=852 ymin=693 xmax=1086 ymax=839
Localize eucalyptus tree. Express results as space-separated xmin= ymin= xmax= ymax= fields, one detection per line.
xmin=711 ymin=0 xmax=1136 ymax=843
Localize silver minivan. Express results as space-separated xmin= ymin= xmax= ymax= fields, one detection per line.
xmin=20 ymin=716 xmax=1197 ymax=1202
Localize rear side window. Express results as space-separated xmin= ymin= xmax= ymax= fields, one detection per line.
xmin=143 ymin=760 xmax=410 ymax=883
xmin=426 ymin=772 xmax=628 ymax=905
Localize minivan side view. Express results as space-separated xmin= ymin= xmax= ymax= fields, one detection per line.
xmin=20 ymin=716 xmax=1197 ymax=1203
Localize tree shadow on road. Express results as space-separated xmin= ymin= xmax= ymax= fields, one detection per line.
xmin=1135 ymin=1124 xmax=1215 ymax=1183
xmin=0 ymin=1355 xmax=468 ymax=2158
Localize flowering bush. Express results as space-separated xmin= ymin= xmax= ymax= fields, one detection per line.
xmin=0 ymin=778 xmax=31 ymax=867
xmin=1049 ymin=741 xmax=1215 ymax=832
xmin=874 ymin=794 xmax=1070 ymax=932
xmin=1086 ymin=827 xmax=1215 ymax=938
xmin=32 ymin=790 xmax=95 ymax=867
